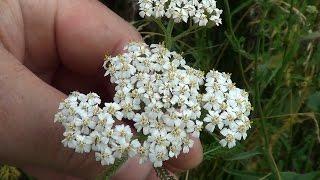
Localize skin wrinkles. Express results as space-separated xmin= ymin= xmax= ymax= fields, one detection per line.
xmin=0 ymin=0 xmax=25 ymax=60
xmin=18 ymin=0 xmax=59 ymax=83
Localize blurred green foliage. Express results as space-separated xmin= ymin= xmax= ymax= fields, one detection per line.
xmin=103 ymin=0 xmax=320 ymax=179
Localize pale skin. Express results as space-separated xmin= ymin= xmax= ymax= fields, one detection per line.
xmin=0 ymin=0 xmax=203 ymax=179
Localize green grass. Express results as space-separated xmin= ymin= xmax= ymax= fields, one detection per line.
xmin=109 ymin=0 xmax=320 ymax=179
xmin=2 ymin=0 xmax=320 ymax=179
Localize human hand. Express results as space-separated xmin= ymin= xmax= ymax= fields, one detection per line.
xmin=0 ymin=0 xmax=202 ymax=179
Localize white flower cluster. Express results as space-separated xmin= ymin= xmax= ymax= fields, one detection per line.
xmin=104 ymin=42 xmax=205 ymax=167
xmin=138 ymin=0 xmax=223 ymax=26
xmin=55 ymin=42 xmax=252 ymax=168
xmin=202 ymin=70 xmax=252 ymax=148
xmin=54 ymin=92 xmax=140 ymax=166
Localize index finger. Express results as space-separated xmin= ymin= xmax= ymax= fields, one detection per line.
xmin=56 ymin=0 xmax=142 ymax=76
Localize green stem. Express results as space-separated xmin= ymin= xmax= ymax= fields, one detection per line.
xmin=165 ymin=19 xmax=175 ymax=49
xmin=154 ymin=167 xmax=176 ymax=180
xmin=254 ymin=3 xmax=281 ymax=179
xmin=153 ymin=18 xmax=166 ymax=34
xmin=99 ymin=156 xmax=128 ymax=180
xmin=223 ymin=0 xmax=238 ymax=45
xmin=153 ymin=18 xmax=175 ymax=49
xmin=173 ymin=25 xmax=202 ymax=41
xmin=238 ymin=55 xmax=250 ymax=90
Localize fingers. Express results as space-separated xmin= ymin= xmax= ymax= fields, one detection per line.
xmin=55 ymin=0 xmax=142 ymax=76
xmin=0 ymin=48 xmax=104 ymax=179
xmin=23 ymin=166 xmax=81 ymax=180
xmin=24 ymin=159 xmax=153 ymax=180
xmin=164 ymin=138 xmax=203 ymax=173
xmin=111 ymin=157 xmax=153 ymax=180
xmin=113 ymin=139 xmax=202 ymax=179
xmin=23 ymin=158 xmax=153 ymax=180
xmin=144 ymin=138 xmax=203 ymax=180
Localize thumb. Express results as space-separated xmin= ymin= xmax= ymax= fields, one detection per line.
xmin=0 ymin=47 xmax=105 ymax=179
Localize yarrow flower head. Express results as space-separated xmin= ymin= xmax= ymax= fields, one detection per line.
xmin=54 ymin=92 xmax=139 ymax=165
xmin=137 ymin=0 xmax=223 ymax=26
xmin=55 ymin=41 xmax=252 ymax=168
xmin=202 ymin=70 xmax=252 ymax=148
xmin=104 ymin=42 xmax=205 ymax=167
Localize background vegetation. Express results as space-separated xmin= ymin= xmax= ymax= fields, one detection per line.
xmin=1 ymin=0 xmax=320 ymax=179
xmin=107 ymin=0 xmax=320 ymax=179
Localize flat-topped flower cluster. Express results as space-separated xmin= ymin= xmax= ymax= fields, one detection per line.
xmin=138 ymin=0 xmax=223 ymax=26
xmin=202 ymin=70 xmax=252 ymax=148
xmin=55 ymin=42 xmax=252 ymax=167
xmin=54 ymin=92 xmax=139 ymax=165
xmin=103 ymin=42 xmax=205 ymax=167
